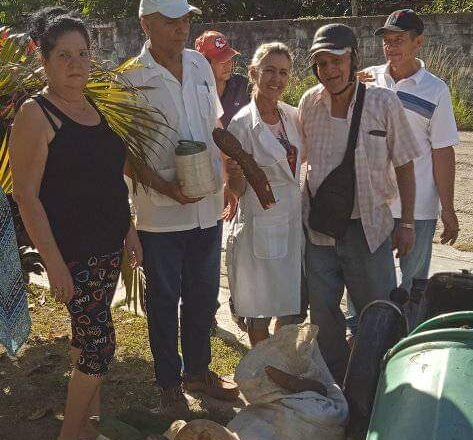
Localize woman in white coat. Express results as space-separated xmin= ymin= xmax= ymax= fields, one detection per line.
xmin=225 ymin=42 xmax=303 ymax=346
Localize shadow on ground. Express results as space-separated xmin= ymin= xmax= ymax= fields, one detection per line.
xmin=0 ymin=337 xmax=158 ymax=439
xmin=0 ymin=334 xmax=246 ymax=440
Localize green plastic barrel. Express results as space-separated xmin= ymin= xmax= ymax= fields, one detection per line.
xmin=410 ymin=311 xmax=473 ymax=335
xmin=366 ymin=312 xmax=473 ymax=440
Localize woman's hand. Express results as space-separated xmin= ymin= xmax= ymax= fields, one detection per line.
xmin=224 ymin=157 xmax=247 ymax=198
xmin=47 ymin=260 xmax=75 ymax=304
xmin=223 ymin=185 xmax=239 ymax=222
xmin=125 ymin=223 xmax=143 ymax=269
xmin=226 ymin=158 xmax=244 ymax=180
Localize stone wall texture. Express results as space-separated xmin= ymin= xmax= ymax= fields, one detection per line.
xmin=92 ymin=13 xmax=473 ymax=71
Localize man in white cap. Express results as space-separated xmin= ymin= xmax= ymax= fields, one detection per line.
xmin=299 ymin=23 xmax=422 ymax=384
xmin=123 ymin=0 xmax=239 ymax=415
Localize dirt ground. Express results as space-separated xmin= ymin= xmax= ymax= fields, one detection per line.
xmin=0 ymin=287 xmax=164 ymax=440
xmin=0 ymin=286 xmax=246 ymax=440
xmin=450 ymin=132 xmax=473 ymax=252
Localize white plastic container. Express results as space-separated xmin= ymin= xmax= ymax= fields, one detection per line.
xmin=175 ymin=140 xmax=217 ymax=198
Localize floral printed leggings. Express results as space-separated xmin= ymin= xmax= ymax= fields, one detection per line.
xmin=66 ymin=249 xmax=122 ymax=376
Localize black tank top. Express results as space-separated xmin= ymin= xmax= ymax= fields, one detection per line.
xmin=34 ymin=95 xmax=131 ymax=262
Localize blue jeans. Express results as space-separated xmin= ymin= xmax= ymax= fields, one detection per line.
xmin=305 ymin=220 xmax=396 ymax=384
xmin=345 ymin=219 xmax=437 ymax=335
xmin=395 ymin=218 xmax=437 ymax=293
xmin=139 ymin=222 xmax=222 ymax=388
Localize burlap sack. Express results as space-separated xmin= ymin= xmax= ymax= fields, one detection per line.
xmin=227 ymin=323 xmax=348 ymax=440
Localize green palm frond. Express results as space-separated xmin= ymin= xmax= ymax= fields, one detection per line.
xmin=1 ymin=29 xmax=166 ymax=312
xmin=120 ymin=249 xmax=146 ymax=315
xmin=0 ymin=133 xmax=12 ymax=193
xmin=0 ymin=28 xmax=171 ymax=194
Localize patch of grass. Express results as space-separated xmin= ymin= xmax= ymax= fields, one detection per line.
xmin=0 ymin=284 xmax=246 ymax=440
xmin=451 ymin=90 xmax=473 ymax=131
xmin=26 ymin=285 xmax=245 ymax=377
xmin=209 ymin=335 xmax=248 ymax=377
xmin=282 ymin=75 xmax=318 ymax=107
xmin=423 ymin=45 xmax=473 ymax=131
xmin=422 ymin=0 xmax=473 ymax=13
xmin=453 ymin=242 xmax=473 ymax=252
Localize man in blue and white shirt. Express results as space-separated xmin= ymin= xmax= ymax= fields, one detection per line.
xmin=365 ymin=9 xmax=459 ymax=297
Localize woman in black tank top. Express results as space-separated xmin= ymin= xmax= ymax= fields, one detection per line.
xmin=8 ymin=13 xmax=142 ymax=440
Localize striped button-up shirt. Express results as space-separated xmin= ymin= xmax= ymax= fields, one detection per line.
xmin=299 ymin=81 xmax=423 ymax=253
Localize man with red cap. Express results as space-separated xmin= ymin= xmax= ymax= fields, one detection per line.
xmin=195 ymin=31 xmax=250 ymax=129
xmin=196 ymin=30 xmax=250 ymax=332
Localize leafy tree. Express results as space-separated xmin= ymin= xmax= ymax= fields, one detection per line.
xmin=0 ymin=0 xmax=82 ymax=25
xmin=81 ymin=0 xmax=137 ymax=19
xmin=191 ymin=0 xmax=351 ymax=21
xmin=422 ymin=0 xmax=473 ymax=13
xmin=0 ymin=0 xmax=447 ymax=27
xmin=356 ymin=0 xmax=435 ymax=15
xmin=301 ymin=0 xmax=351 ymax=17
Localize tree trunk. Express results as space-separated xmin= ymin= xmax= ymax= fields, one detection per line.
xmin=351 ymin=0 xmax=359 ymax=16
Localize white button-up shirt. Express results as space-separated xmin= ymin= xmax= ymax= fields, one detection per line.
xmin=365 ymin=61 xmax=459 ymax=220
xmin=123 ymin=43 xmax=224 ymax=232
xmin=299 ymin=82 xmax=423 ymax=253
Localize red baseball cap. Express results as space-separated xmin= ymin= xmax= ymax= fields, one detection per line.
xmin=195 ymin=31 xmax=240 ymax=63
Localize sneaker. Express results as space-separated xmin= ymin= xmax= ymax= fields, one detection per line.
xmin=183 ymin=370 xmax=240 ymax=401
xmin=152 ymin=385 xmax=190 ymax=419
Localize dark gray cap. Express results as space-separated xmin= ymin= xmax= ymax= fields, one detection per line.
xmin=309 ymin=23 xmax=358 ymax=57
xmin=374 ymin=9 xmax=424 ymax=36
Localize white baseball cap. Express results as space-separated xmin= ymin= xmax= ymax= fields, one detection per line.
xmin=139 ymin=0 xmax=202 ymax=18
xmin=315 ymin=47 xmax=352 ymax=56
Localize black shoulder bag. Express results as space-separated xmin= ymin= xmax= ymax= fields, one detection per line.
xmin=307 ymin=82 xmax=366 ymax=239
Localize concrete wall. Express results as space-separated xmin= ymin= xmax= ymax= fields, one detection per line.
xmin=92 ymin=13 xmax=473 ymax=71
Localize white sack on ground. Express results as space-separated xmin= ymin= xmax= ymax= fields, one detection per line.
xmin=227 ymin=323 xmax=348 ymax=440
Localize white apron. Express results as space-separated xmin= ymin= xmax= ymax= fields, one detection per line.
xmin=226 ymin=104 xmax=302 ymax=318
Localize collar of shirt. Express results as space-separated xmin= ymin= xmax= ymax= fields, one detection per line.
xmin=380 ymin=58 xmax=427 ymax=87
xmin=316 ymin=80 xmax=361 ymax=122
xmin=223 ymin=74 xmax=238 ymax=96
xmin=249 ymin=98 xmax=290 ymax=130
xmin=136 ymin=41 xmax=201 ymax=84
